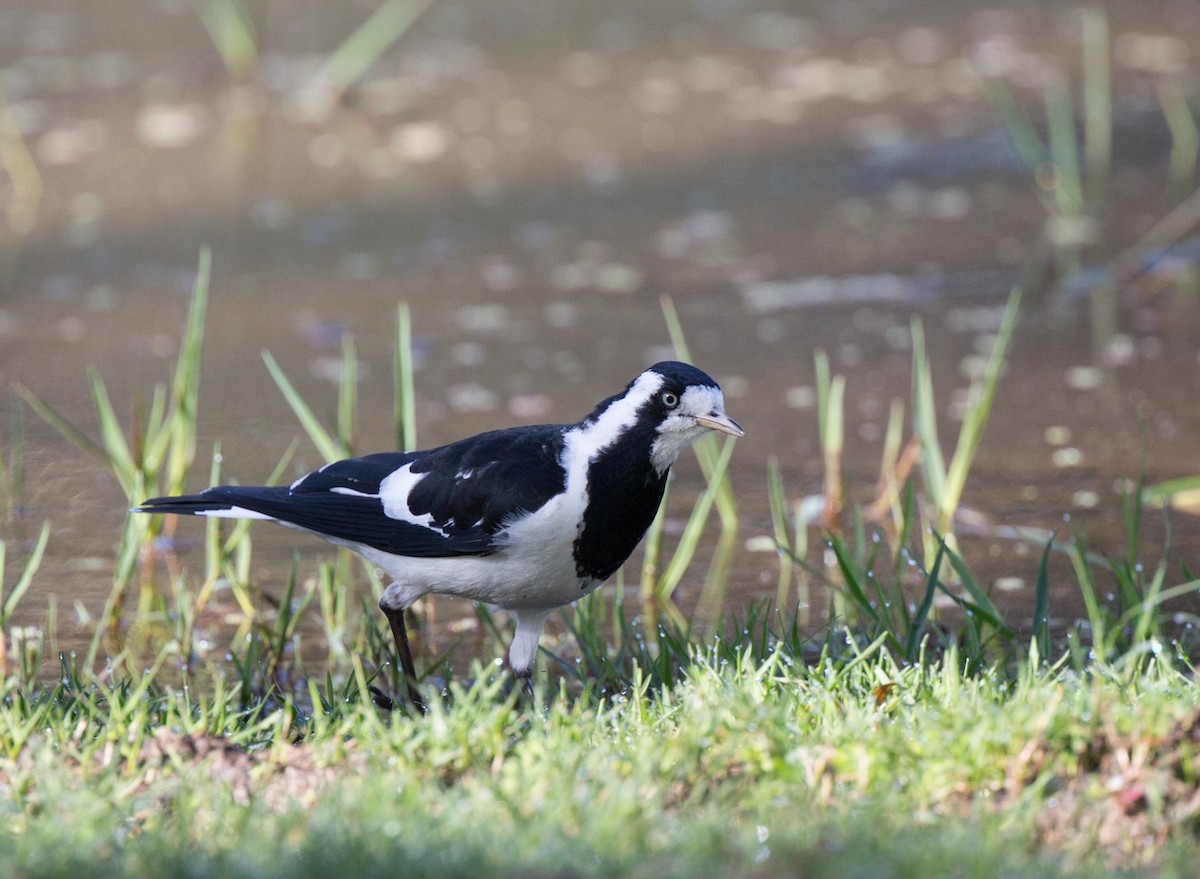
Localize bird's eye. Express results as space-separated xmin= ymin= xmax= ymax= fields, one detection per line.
xmin=660 ymin=392 xmax=679 ymax=409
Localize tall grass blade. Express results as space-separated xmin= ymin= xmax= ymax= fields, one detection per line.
xmin=767 ymin=456 xmax=793 ymax=610
xmin=0 ymin=520 xmax=49 ymax=625
xmin=660 ymin=296 xmax=738 ymax=511
xmin=1081 ymin=6 xmax=1111 ymax=204
xmin=87 ymin=368 xmax=139 ymax=497
xmin=0 ymin=388 xmax=25 ymax=521
xmin=310 ymin=0 xmax=435 ymax=104
xmin=1067 ymin=535 xmax=1105 ymax=653
xmin=653 ymin=435 xmax=737 ymax=615
xmin=199 ymin=0 xmax=259 ymax=79
xmin=164 ymin=248 xmax=210 ymax=493
xmin=827 ymin=534 xmax=879 ymax=627
xmin=940 ymin=289 xmax=1021 ymax=533
xmin=976 ymin=73 xmax=1045 ymax=180
xmin=14 ymin=385 xmax=107 ymax=467
xmin=659 ymin=295 xmax=739 ymax=628
xmin=1157 ymin=79 xmax=1199 ymax=193
xmin=1032 ymin=534 xmax=1054 ymax=662
xmin=262 ymin=350 xmax=344 ymax=463
xmin=1044 ymin=71 xmax=1083 ymax=215
xmin=336 ymin=334 xmax=358 ymax=456
xmin=0 ymin=92 xmax=42 ymax=289
xmin=639 ymin=486 xmax=669 ymax=634
xmin=905 ymin=537 xmax=947 ymax=662
xmin=395 ymin=302 xmax=417 ymax=451
xmin=910 ymin=319 xmax=946 ymax=511
xmin=943 ymin=543 xmax=1011 ymax=637
xmin=1141 ymin=474 xmax=1200 ymax=507
xmin=814 ymin=350 xmax=845 ymax=528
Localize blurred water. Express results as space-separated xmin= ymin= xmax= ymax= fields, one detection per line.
xmin=1 ymin=0 xmax=1199 ymax=657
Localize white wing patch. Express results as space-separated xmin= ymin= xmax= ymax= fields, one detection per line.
xmin=378 ymin=462 xmax=437 ymax=530
xmin=329 ymin=486 xmax=378 ymax=498
xmin=195 ymin=505 xmax=275 ymax=520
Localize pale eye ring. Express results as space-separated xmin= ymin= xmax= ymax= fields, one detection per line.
xmin=661 ymin=391 xmax=679 ymax=409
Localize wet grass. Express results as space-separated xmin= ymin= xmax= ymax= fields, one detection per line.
xmin=5 ymin=629 xmax=1200 ymax=877
xmin=5 ymin=255 xmax=1200 ymax=874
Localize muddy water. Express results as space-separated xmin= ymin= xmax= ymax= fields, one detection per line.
xmin=2 ymin=1 xmax=1200 ymax=662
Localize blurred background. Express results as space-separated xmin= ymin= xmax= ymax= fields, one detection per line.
xmin=1 ymin=0 xmax=1199 ymax=650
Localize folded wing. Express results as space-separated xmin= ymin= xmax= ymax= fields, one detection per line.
xmin=137 ymin=425 xmax=568 ymax=559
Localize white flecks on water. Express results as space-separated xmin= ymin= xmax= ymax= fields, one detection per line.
xmin=1044 ymin=425 xmax=1072 ymax=446
xmin=136 ymin=102 xmax=206 ymax=148
xmin=784 ymin=386 xmax=817 ymax=410
xmin=1052 ymin=447 xmax=1083 ymax=468
xmin=1065 ymin=366 xmax=1103 ymax=391
xmin=446 ymin=383 xmax=499 ymax=414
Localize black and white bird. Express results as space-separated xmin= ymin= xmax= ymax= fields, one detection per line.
xmin=136 ymin=360 xmax=742 ymax=704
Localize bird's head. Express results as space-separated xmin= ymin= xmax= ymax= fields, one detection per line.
xmin=577 ymin=361 xmax=743 ymax=475
xmin=635 ymin=361 xmax=744 ymax=473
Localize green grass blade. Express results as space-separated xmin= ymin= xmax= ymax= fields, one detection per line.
xmin=910 ymin=318 xmax=946 ymax=508
xmin=906 ymin=538 xmax=947 ymax=662
xmin=0 ymin=520 xmax=49 ymax=625
xmin=311 ymin=0 xmax=434 ymax=102
xmin=1130 ymin=560 xmax=1168 ymax=646
xmin=1066 ymin=535 xmax=1105 ymax=651
xmin=1045 ymin=71 xmax=1083 ymax=214
xmin=1158 ymin=77 xmax=1199 ymax=193
xmin=827 ymin=534 xmax=879 ymax=626
xmin=1081 ymin=6 xmax=1111 ymax=203
xmin=767 ymin=456 xmax=793 ymax=610
xmin=199 ymin=0 xmax=259 ymax=78
xmin=1141 ymin=473 xmax=1200 ymax=505
xmin=943 ymin=543 xmax=1011 ymax=636
xmin=661 ymin=296 xmax=738 ymax=515
xmin=814 ymin=351 xmax=845 ymax=523
xmin=940 ymin=289 xmax=1020 ymax=532
xmin=655 ymin=434 xmax=737 ymax=602
xmin=336 ymin=334 xmax=358 ymax=456
xmin=164 ymin=249 xmax=209 ymax=492
xmin=395 ymin=302 xmax=417 ymax=451
xmin=87 ymin=367 xmax=139 ymax=496
xmin=262 ymin=350 xmax=343 ymax=463
xmin=1125 ymin=577 xmax=1200 ymax=645
xmin=1032 ymin=534 xmax=1054 ymax=662
xmin=0 ymin=389 xmax=25 ymax=520
xmin=976 ymin=73 xmax=1046 ymax=178
xmin=639 ymin=482 xmax=668 ymax=605
xmin=13 ymin=384 xmax=107 ymax=466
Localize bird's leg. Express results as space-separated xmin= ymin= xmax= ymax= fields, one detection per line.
xmin=506 ymin=609 xmax=552 ymax=700
xmin=381 ymin=603 xmax=425 ymax=714
xmin=514 ymin=669 xmax=535 ymax=700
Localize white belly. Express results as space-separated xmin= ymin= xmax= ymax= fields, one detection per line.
xmin=371 ymin=492 xmax=600 ymax=612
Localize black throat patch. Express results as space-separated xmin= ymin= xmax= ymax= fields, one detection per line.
xmin=572 ymin=420 xmax=669 ymax=582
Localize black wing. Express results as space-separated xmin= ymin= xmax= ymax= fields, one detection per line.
xmin=137 ymin=425 xmax=569 ymax=559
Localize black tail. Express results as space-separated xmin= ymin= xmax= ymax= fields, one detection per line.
xmin=134 ymin=486 xmax=285 ymax=519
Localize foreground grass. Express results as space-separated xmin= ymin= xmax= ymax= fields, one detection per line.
xmin=3 ymin=645 xmax=1200 ymax=879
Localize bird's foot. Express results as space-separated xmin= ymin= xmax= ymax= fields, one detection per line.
xmin=369 ymin=685 xmax=397 ymax=711
xmin=517 ymin=672 xmax=535 ymax=700
xmin=368 ymin=682 xmax=427 ymax=715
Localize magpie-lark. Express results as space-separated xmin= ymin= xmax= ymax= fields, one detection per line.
xmin=136 ymin=360 xmax=743 ymax=705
